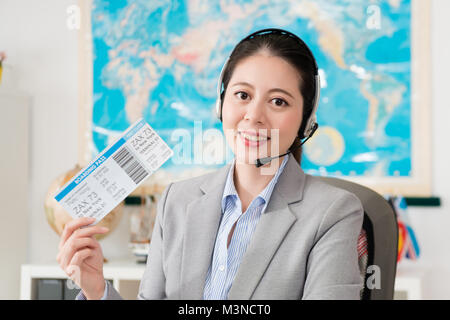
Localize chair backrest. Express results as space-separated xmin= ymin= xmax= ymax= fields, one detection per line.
xmin=316 ymin=176 xmax=398 ymax=300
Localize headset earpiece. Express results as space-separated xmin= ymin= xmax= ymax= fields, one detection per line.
xmin=215 ymin=57 xmax=230 ymax=122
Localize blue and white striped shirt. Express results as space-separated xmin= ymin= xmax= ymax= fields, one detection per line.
xmin=203 ymin=154 xmax=289 ymax=299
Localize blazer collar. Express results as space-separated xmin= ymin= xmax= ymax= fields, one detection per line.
xmin=180 ymin=155 xmax=306 ymax=299
xmin=200 ymin=155 xmax=306 ymax=204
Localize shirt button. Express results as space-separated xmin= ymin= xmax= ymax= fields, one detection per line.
xmin=219 ymin=265 xmax=225 ymax=272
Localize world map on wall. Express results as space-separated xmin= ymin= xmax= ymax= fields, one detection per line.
xmin=90 ymin=0 xmax=411 ymax=180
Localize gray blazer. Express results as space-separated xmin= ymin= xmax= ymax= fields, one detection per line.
xmin=100 ymin=155 xmax=364 ymax=300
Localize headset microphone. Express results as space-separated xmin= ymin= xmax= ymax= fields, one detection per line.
xmin=254 ymin=123 xmax=318 ymax=168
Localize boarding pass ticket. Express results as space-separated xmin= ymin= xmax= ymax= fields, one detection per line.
xmin=54 ymin=118 xmax=173 ymax=224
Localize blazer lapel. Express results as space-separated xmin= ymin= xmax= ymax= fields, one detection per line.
xmin=179 ymin=163 xmax=231 ymax=299
xmin=228 ymin=156 xmax=307 ymax=299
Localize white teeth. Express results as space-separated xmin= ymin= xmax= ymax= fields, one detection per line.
xmin=240 ymin=132 xmax=268 ymax=141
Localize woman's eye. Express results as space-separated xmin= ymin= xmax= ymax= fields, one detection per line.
xmin=235 ymin=91 xmax=249 ymax=100
xmin=272 ymin=98 xmax=288 ymax=107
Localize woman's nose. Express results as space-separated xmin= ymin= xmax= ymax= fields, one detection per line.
xmin=244 ymin=99 xmax=266 ymax=124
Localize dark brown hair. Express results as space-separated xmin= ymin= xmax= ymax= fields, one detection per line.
xmin=220 ymin=32 xmax=317 ymax=165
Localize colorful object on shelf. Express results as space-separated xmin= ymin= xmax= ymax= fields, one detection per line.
xmin=0 ymin=51 xmax=5 ymax=84
xmin=0 ymin=51 xmax=6 ymax=83
xmin=389 ymin=196 xmax=420 ymax=262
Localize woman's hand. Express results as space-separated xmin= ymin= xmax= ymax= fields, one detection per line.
xmin=56 ymin=217 xmax=109 ymax=299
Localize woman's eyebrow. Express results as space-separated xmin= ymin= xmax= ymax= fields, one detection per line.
xmin=268 ymin=88 xmax=295 ymax=99
xmin=231 ymin=82 xmax=295 ymax=99
xmin=231 ymin=81 xmax=254 ymax=88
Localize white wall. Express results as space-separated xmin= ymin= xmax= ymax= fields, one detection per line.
xmin=403 ymin=0 xmax=450 ymax=299
xmin=0 ymin=0 xmax=133 ymax=282
xmin=0 ymin=0 xmax=449 ymax=299
xmin=0 ymin=94 xmax=29 ymax=299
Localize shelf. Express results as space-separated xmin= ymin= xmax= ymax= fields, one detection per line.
xmin=393 ymin=262 xmax=427 ymax=300
xmin=20 ymin=260 xmax=145 ymax=300
xmin=22 ymin=259 xmax=425 ymax=300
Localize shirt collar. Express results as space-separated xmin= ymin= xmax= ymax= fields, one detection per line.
xmin=221 ymin=154 xmax=290 ymax=214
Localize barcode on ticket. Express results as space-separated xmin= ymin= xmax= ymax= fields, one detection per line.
xmin=113 ymin=146 xmax=149 ymax=185
xmin=54 ymin=118 xmax=173 ymax=223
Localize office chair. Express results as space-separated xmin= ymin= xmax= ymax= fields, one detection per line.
xmin=316 ymin=176 xmax=398 ymax=300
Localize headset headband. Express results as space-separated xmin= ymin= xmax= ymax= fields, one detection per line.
xmin=215 ymin=28 xmax=320 ymax=139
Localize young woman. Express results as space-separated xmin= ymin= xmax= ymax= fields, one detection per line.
xmin=57 ymin=29 xmax=364 ymax=300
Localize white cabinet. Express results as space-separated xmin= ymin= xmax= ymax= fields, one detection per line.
xmin=0 ymin=93 xmax=30 ymax=299
xmin=21 ymin=259 xmax=423 ymax=300
xmin=394 ymin=266 xmax=426 ymax=300
xmin=21 ymin=260 xmax=145 ymax=300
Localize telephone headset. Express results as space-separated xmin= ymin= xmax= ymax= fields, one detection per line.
xmin=214 ymin=28 xmax=320 ymax=167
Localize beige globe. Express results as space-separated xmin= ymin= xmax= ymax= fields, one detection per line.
xmin=44 ymin=164 xmax=124 ymax=241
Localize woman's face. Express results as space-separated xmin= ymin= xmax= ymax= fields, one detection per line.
xmin=222 ymin=52 xmax=304 ymax=166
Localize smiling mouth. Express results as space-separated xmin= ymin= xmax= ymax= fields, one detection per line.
xmin=237 ymin=131 xmax=271 ymax=147
xmin=239 ymin=132 xmax=270 ymax=141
